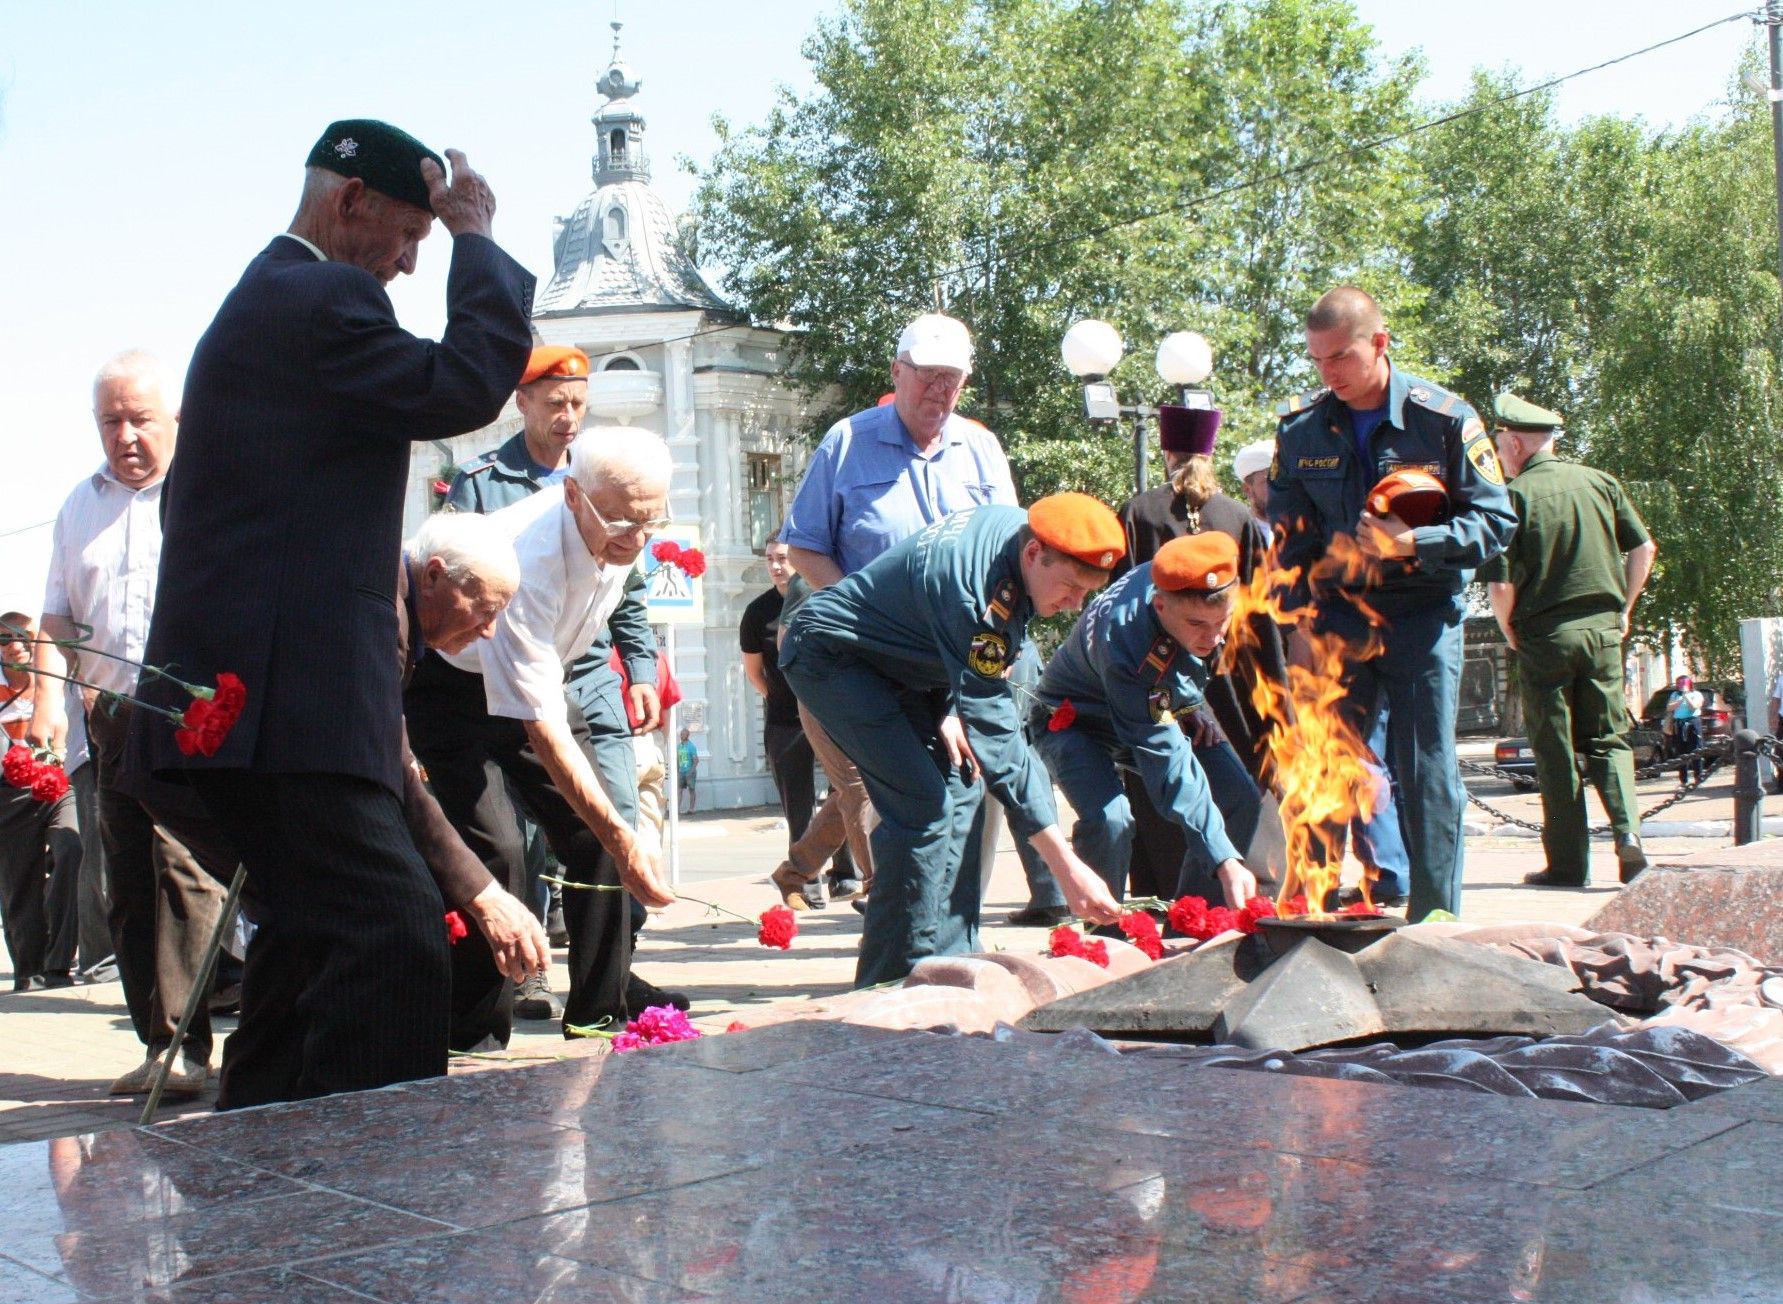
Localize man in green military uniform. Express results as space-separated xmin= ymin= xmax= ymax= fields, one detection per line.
xmin=1481 ymin=393 xmax=1657 ymax=888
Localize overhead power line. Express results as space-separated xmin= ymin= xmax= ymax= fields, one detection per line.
xmin=579 ymin=7 xmax=1756 ymax=367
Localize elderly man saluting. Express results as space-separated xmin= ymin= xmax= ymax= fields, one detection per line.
xmin=406 ymin=429 xmax=676 ymax=1041
xmin=134 ymin=119 xmax=535 ymax=1102
xmin=781 ymin=496 xmax=1128 ymax=987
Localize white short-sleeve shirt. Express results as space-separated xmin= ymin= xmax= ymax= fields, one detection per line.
xmin=440 ymin=488 xmax=630 ymax=722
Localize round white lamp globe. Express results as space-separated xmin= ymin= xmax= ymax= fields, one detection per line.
xmin=1156 ymin=331 xmax=1214 ymax=386
xmin=1060 ymin=319 xmax=1125 ymax=379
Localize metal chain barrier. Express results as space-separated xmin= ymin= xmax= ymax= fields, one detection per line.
xmin=1459 ymin=742 xmax=1735 ymax=835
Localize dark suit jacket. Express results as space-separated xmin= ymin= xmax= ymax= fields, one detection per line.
xmin=396 ymin=561 xmax=493 ymax=908
xmin=138 ymin=233 xmax=535 ymax=795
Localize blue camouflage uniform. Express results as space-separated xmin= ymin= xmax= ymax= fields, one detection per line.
xmin=1268 ymin=364 xmax=1516 ymax=920
xmin=780 ymin=505 xmax=1057 ymax=986
xmin=445 ymin=433 xmax=656 ymax=870
xmin=1032 ymin=563 xmax=1246 ymax=900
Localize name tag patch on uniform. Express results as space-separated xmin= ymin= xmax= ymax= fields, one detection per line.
xmin=1466 ymin=435 xmax=1505 ymax=486
xmin=1381 ymin=459 xmax=1443 ymax=480
xmin=1295 ymin=454 xmax=1343 ymax=475
xmin=967 ymin=631 xmax=1010 ymax=677
xmin=984 ymin=578 xmax=1017 ymax=625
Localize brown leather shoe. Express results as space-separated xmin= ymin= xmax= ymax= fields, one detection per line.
xmin=770 ymin=861 xmax=822 ymax=911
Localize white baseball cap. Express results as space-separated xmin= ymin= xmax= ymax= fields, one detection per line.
xmin=896 ymin=313 xmax=973 ymax=374
xmin=1233 ymin=439 xmax=1274 ymax=481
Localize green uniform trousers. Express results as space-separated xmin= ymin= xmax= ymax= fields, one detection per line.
xmin=1516 ymin=623 xmax=1639 ymax=883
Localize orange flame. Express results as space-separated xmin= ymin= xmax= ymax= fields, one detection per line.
xmin=1224 ymin=528 xmax=1390 ymax=916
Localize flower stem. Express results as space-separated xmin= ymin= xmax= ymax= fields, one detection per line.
xmin=540 ymin=875 xmax=758 ymax=926
xmin=1 ymin=662 xmax=190 ymax=726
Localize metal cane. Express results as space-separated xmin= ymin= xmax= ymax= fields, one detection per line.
xmin=139 ymin=865 xmax=247 ymax=1125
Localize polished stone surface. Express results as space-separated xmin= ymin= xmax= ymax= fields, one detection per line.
xmin=1586 ymin=858 xmax=1783 ymax=962
xmin=0 ymin=1022 xmax=1774 ymax=1301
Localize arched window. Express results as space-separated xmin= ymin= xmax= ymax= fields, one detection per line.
xmin=602 ymin=355 xmax=641 ymax=372
xmin=604 ymin=206 xmax=627 ymax=245
xmin=609 ymin=128 xmax=627 ymax=162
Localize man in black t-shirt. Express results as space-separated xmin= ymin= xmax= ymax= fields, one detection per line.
xmin=740 ymin=540 xmax=857 ymax=907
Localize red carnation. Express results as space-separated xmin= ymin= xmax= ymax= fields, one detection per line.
xmin=1238 ymin=896 xmax=1277 ymax=933
xmin=431 ymin=479 xmax=451 ymax=497
xmin=2 ymin=744 xmax=37 ymax=788
xmin=174 ymin=673 xmax=246 ymax=757
xmin=1282 ymin=894 xmax=1309 ymax=917
xmin=758 ymin=904 xmax=798 ymax=949
xmin=1166 ymin=894 xmax=1208 ymax=938
xmin=1048 ymin=924 xmax=1110 ymax=968
xmin=1204 ymin=905 xmax=1242 ymax=936
xmin=677 ymin=548 xmax=708 ymax=579
xmin=1047 ymin=700 xmax=1077 ymax=732
xmin=725 ymin=1021 xmax=748 ymax=1034
xmin=30 ymin=764 xmax=69 ymax=804
xmin=444 ymin=910 xmax=469 ymax=944
xmin=1118 ymin=910 xmax=1164 ymax=961
xmin=652 ymin=540 xmax=683 ymax=565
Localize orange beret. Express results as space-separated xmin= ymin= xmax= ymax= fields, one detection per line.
xmin=1028 ymin=492 xmax=1125 ymax=570
xmin=1367 ymin=468 xmax=1448 ymax=528
xmin=520 ymin=346 xmax=590 ymax=387
xmin=1153 ymin=532 xmax=1240 ymax=594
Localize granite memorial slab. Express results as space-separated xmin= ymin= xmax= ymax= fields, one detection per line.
xmin=1585 ymin=857 xmax=1783 ymax=962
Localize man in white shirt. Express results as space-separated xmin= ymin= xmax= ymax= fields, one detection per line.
xmin=29 ymin=352 xmax=233 ymax=1098
xmin=405 ymin=427 xmax=675 ymax=1044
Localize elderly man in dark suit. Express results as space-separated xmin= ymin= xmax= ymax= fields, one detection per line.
xmin=134 ymin=119 xmax=535 ymax=1104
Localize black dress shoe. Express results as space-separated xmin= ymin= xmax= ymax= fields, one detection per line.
xmin=626 ymin=973 xmax=690 ymax=1013
xmin=1005 ymin=903 xmax=1073 ymax=927
xmin=1328 ymin=886 xmax=1409 ymax=912
xmin=40 ymin=971 xmax=75 ymax=989
xmin=1522 ymin=869 xmax=1587 ymax=889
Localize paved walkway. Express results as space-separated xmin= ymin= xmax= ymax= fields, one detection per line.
xmin=0 ymin=749 xmax=1754 ymax=1145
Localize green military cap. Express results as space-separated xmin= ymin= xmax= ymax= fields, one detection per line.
xmin=1493 ymin=392 xmax=1564 ymax=432
xmin=305 ymin=119 xmax=443 ymax=214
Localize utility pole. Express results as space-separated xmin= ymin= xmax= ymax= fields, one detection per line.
xmin=1770 ymin=2 xmax=1783 ymax=302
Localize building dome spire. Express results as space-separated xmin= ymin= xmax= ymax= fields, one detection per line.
xmin=593 ymin=19 xmax=647 ymax=185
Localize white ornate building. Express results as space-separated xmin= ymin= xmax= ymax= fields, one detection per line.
xmin=404 ymin=27 xmax=825 ymax=809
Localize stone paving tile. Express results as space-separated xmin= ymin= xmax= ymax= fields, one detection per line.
xmin=1598 ymin=1119 xmax=1783 ymax=1216
xmin=1685 ymin=1070 xmax=1783 ymax=1123
xmin=1031 ymin=1055 xmax=1744 ymax=1187
xmin=4 ymin=1188 xmax=448 ymax=1299
xmin=92 ymin=1266 xmax=389 ymax=1303
xmin=756 ymin=1020 xmax=1171 ymax=1115
xmin=0 ymin=1255 xmax=79 ymax=1304
xmin=298 ymin=1234 xmax=711 ymax=1303
xmin=0 ymin=1129 xmax=307 ymax=1241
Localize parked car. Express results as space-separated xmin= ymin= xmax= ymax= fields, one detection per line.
xmin=1494 ymin=686 xmax=1735 ymax=786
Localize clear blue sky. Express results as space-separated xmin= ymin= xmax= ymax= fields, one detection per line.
xmin=0 ymin=0 xmax=1760 ymax=611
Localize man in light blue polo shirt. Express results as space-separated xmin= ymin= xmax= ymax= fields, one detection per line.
xmin=780 ymin=313 xmax=1063 ymax=920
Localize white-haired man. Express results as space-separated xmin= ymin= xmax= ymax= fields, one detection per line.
xmin=405 ymin=427 xmax=676 ymax=1043
xmin=216 ymin=511 xmax=548 ymax=1102
xmin=30 ymin=351 xmax=233 ymax=1100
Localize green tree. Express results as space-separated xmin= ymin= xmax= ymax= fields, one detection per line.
xmin=691 ymin=0 xmax=1421 ymax=503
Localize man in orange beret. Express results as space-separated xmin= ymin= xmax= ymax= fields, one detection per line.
xmin=781 ymin=497 xmax=1127 ymax=985
xmin=1032 ymin=532 xmax=1260 ymax=910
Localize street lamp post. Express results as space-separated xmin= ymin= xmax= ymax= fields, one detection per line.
xmin=1060 ymin=320 xmax=1215 ymax=495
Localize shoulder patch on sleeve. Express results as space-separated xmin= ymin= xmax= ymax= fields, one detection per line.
xmin=967 ymin=631 xmax=1010 ymax=678
xmin=1465 ymin=432 xmax=1505 ymax=486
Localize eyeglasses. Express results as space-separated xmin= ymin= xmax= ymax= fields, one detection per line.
xmin=586 ymin=500 xmax=673 ymax=536
xmin=898 ymin=360 xmax=966 ymax=391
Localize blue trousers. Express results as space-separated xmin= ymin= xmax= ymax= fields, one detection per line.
xmin=780 ymin=634 xmax=987 ymax=987
xmin=1033 ymin=720 xmax=1256 ymax=901
xmin=1318 ymin=602 xmax=1465 ymax=920
xmin=1350 ymin=710 xmax=1410 ymax=898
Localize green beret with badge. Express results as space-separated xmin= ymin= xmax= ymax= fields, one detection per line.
xmin=305 ymin=118 xmax=443 ymax=214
